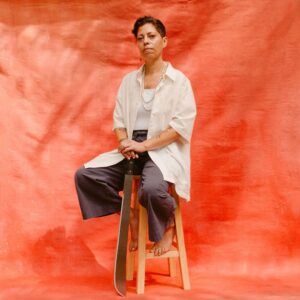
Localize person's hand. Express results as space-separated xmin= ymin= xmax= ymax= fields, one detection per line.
xmin=122 ymin=140 xmax=147 ymax=155
xmin=118 ymin=139 xmax=139 ymax=160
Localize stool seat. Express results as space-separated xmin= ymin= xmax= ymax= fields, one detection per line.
xmin=125 ymin=175 xmax=191 ymax=294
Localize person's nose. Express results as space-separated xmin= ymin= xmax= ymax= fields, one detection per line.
xmin=143 ymin=36 xmax=150 ymax=45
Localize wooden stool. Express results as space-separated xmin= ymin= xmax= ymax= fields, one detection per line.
xmin=126 ymin=175 xmax=191 ymax=294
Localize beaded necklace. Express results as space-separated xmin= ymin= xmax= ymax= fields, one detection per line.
xmin=140 ymin=62 xmax=169 ymax=111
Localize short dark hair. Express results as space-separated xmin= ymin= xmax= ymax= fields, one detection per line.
xmin=131 ymin=16 xmax=166 ymax=39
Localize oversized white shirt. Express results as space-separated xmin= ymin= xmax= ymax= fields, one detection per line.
xmin=84 ymin=61 xmax=197 ymax=201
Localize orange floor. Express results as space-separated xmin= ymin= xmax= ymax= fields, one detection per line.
xmin=1 ymin=274 xmax=300 ymax=299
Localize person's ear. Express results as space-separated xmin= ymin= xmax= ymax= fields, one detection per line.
xmin=163 ymin=36 xmax=168 ymax=48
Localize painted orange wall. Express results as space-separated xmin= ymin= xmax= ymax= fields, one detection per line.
xmin=1 ymin=0 xmax=300 ymax=295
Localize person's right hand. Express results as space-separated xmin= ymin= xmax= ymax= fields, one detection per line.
xmin=118 ymin=139 xmax=139 ymax=160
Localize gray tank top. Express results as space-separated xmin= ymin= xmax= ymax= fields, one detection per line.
xmin=133 ymin=89 xmax=155 ymax=130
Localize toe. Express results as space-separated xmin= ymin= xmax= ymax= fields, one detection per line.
xmin=156 ymin=248 xmax=162 ymax=256
xmin=150 ymin=243 xmax=156 ymax=253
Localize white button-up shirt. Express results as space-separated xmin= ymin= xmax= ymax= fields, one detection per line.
xmin=84 ymin=61 xmax=197 ymax=201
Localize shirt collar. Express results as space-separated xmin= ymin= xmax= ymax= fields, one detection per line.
xmin=136 ymin=61 xmax=177 ymax=84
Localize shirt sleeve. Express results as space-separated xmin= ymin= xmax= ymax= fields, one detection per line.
xmin=112 ymin=77 xmax=126 ymax=131
xmin=168 ymin=78 xmax=197 ymax=144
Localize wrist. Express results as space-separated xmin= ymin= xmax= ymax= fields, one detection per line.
xmin=119 ymin=137 xmax=128 ymax=143
xmin=142 ymin=141 xmax=149 ymax=151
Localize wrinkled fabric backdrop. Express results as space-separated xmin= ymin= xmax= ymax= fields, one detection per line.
xmin=1 ymin=1 xmax=300 ymax=299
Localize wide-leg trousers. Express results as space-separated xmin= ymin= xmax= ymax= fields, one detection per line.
xmin=74 ymin=130 xmax=177 ymax=242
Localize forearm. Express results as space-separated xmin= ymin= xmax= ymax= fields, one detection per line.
xmin=142 ymin=126 xmax=180 ymax=151
xmin=114 ymin=127 xmax=128 ymax=142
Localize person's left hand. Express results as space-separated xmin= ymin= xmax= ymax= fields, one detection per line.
xmin=121 ymin=140 xmax=147 ymax=154
xmin=118 ymin=139 xmax=139 ymax=159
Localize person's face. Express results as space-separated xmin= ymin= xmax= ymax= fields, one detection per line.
xmin=136 ymin=23 xmax=167 ymax=61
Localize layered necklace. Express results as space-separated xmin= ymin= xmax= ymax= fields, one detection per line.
xmin=141 ymin=61 xmax=169 ymax=111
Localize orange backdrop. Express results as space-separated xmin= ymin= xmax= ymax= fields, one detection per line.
xmin=1 ymin=1 xmax=300 ymax=298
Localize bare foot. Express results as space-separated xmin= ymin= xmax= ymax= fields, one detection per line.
xmin=150 ymin=223 xmax=175 ymax=256
xmin=129 ymin=208 xmax=139 ymax=251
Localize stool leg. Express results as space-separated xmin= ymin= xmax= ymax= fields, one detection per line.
xmin=126 ymin=178 xmax=139 ymax=281
xmin=137 ymin=204 xmax=147 ymax=294
xmin=126 ymin=250 xmax=135 ymax=280
xmin=168 ymin=257 xmax=176 ymax=277
xmin=174 ymin=203 xmax=191 ymax=290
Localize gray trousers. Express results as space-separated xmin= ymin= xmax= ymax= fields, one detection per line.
xmin=74 ymin=130 xmax=177 ymax=242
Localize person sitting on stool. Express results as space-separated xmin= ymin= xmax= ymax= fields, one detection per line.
xmin=74 ymin=15 xmax=197 ymax=257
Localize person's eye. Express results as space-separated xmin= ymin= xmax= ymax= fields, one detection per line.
xmin=149 ymin=35 xmax=155 ymax=38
